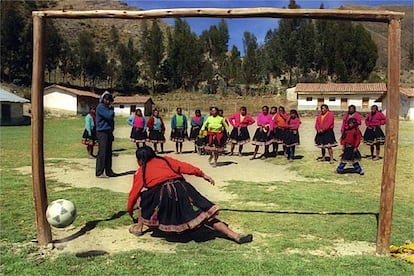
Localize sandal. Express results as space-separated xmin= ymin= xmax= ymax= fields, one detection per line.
xmin=129 ymin=226 xmax=144 ymax=237
xmin=236 ymin=234 xmax=253 ymax=244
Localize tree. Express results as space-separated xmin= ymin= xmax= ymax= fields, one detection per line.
xmin=0 ymin=1 xmax=27 ymax=83
xmin=165 ymin=19 xmax=204 ymax=91
xmin=242 ymin=32 xmax=261 ymax=93
xmin=84 ymin=48 xmax=108 ymax=89
xmin=142 ymin=20 xmax=164 ymax=93
xmin=223 ymin=45 xmax=242 ymax=84
xmin=262 ymin=29 xmax=284 ymax=79
xmin=200 ymin=19 xmax=229 ymax=70
xmin=45 ymin=20 xmax=64 ymax=83
xmin=296 ymin=19 xmax=316 ymax=80
xmin=117 ymin=38 xmax=139 ymax=92
xmin=77 ymin=31 xmax=95 ymax=86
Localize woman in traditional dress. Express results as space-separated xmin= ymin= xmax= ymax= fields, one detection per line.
xmin=127 ymin=146 xmax=253 ymax=244
xmin=146 ymin=109 xmax=166 ymax=154
xmin=363 ymin=105 xmax=386 ymax=160
xmin=200 ymin=107 xmax=229 ymax=167
xmin=128 ymin=108 xmax=147 ymax=149
xmin=227 ymin=106 xmax=255 ymax=156
xmin=314 ymin=104 xmax=338 ymax=163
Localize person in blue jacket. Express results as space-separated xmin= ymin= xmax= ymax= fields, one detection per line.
xmin=96 ymin=93 xmax=117 ymax=178
xmin=170 ymin=107 xmax=188 ymax=154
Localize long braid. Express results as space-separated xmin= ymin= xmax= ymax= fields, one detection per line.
xmin=136 ymin=146 xmax=182 ymax=187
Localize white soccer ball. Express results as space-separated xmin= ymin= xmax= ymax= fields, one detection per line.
xmin=46 ymin=199 xmax=77 ymax=228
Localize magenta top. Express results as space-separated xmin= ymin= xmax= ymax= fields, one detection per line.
xmin=256 ymin=112 xmax=274 ymax=131
xmin=365 ymin=111 xmax=386 ymax=128
xmin=133 ymin=115 xmax=144 ymax=128
xmin=286 ymin=117 xmax=301 ymax=131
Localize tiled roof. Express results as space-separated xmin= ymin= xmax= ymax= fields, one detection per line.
xmin=113 ymin=96 xmax=153 ymax=104
xmin=44 ymin=84 xmax=100 ymax=98
xmin=400 ymin=87 xmax=414 ymax=97
xmin=296 ymin=83 xmax=387 ymax=93
xmin=0 ymin=87 xmax=30 ymax=103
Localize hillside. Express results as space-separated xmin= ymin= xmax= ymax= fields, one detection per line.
xmin=45 ymin=1 xmax=412 ymax=85
xmin=45 ymin=0 xmax=171 ymax=52
xmin=344 ymin=4 xmax=413 ymax=71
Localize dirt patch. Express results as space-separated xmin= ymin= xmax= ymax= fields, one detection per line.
xmin=51 ymin=227 xmax=177 ymax=255
xmin=16 ymin=120 xmax=356 ymax=256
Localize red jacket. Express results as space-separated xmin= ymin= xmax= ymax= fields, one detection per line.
xmin=227 ymin=112 xmax=255 ymax=128
xmin=315 ymin=111 xmax=334 ymax=132
xmin=340 ymin=127 xmax=362 ymax=148
xmin=365 ymin=111 xmax=386 ymax=128
xmin=146 ymin=116 xmax=165 ymax=131
xmin=127 ymin=156 xmax=205 ymax=213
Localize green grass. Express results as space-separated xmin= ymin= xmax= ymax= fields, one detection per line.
xmin=1 ymin=117 xmax=413 ymax=275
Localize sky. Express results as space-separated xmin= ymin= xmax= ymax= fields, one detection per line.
xmin=124 ymin=0 xmax=412 ymax=53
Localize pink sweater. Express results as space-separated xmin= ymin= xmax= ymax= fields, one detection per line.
xmin=286 ymin=117 xmax=301 ymax=131
xmin=256 ymin=112 xmax=274 ymax=131
xmin=227 ymin=112 xmax=255 ymax=128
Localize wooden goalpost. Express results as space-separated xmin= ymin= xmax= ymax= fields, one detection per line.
xmin=31 ymin=7 xmax=404 ymax=254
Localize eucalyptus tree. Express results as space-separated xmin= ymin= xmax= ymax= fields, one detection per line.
xmin=242 ymin=32 xmax=261 ymax=93
xmin=142 ymin=20 xmax=164 ymax=93
xmin=165 ymin=18 xmax=204 ymax=91
xmin=117 ymin=38 xmax=139 ymax=92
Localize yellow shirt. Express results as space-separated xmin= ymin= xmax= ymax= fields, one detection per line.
xmin=201 ymin=115 xmax=229 ymax=133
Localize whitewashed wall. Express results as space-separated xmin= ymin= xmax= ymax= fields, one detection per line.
xmin=44 ymin=91 xmax=77 ymax=113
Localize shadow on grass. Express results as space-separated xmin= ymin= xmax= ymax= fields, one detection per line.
xmin=52 ymin=208 xmax=378 ymax=247
xmin=216 ymin=161 xmax=238 ymax=167
xmin=52 ymin=210 xmax=128 ymax=244
xmin=220 ymin=208 xmax=379 ymax=222
xmin=149 ymin=225 xmax=231 ymax=244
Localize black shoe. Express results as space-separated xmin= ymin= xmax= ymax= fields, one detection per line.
xmin=236 ymin=234 xmax=253 ymax=244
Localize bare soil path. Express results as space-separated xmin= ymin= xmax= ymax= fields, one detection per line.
xmin=18 ymin=120 xmax=375 ymax=256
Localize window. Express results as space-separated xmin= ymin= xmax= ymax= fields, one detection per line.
xmin=362 ymin=97 xmax=369 ymax=109
xmin=120 ymin=105 xmax=124 ymax=108
xmin=306 ymin=97 xmax=312 ymax=101
xmin=341 ymin=98 xmax=348 ymax=109
xmin=329 ymin=97 xmax=335 ymax=101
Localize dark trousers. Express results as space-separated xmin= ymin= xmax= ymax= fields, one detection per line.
xmin=96 ymin=131 xmax=113 ymax=176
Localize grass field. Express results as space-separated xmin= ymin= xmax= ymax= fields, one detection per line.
xmin=0 ymin=115 xmax=413 ymax=275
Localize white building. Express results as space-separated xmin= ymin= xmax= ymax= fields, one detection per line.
xmin=380 ymin=87 xmax=414 ymax=120
xmin=44 ymin=85 xmax=100 ymax=115
xmin=113 ymin=96 xmax=154 ymax=117
xmin=0 ymin=87 xmax=30 ymax=125
xmin=295 ymin=83 xmax=387 ymax=112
